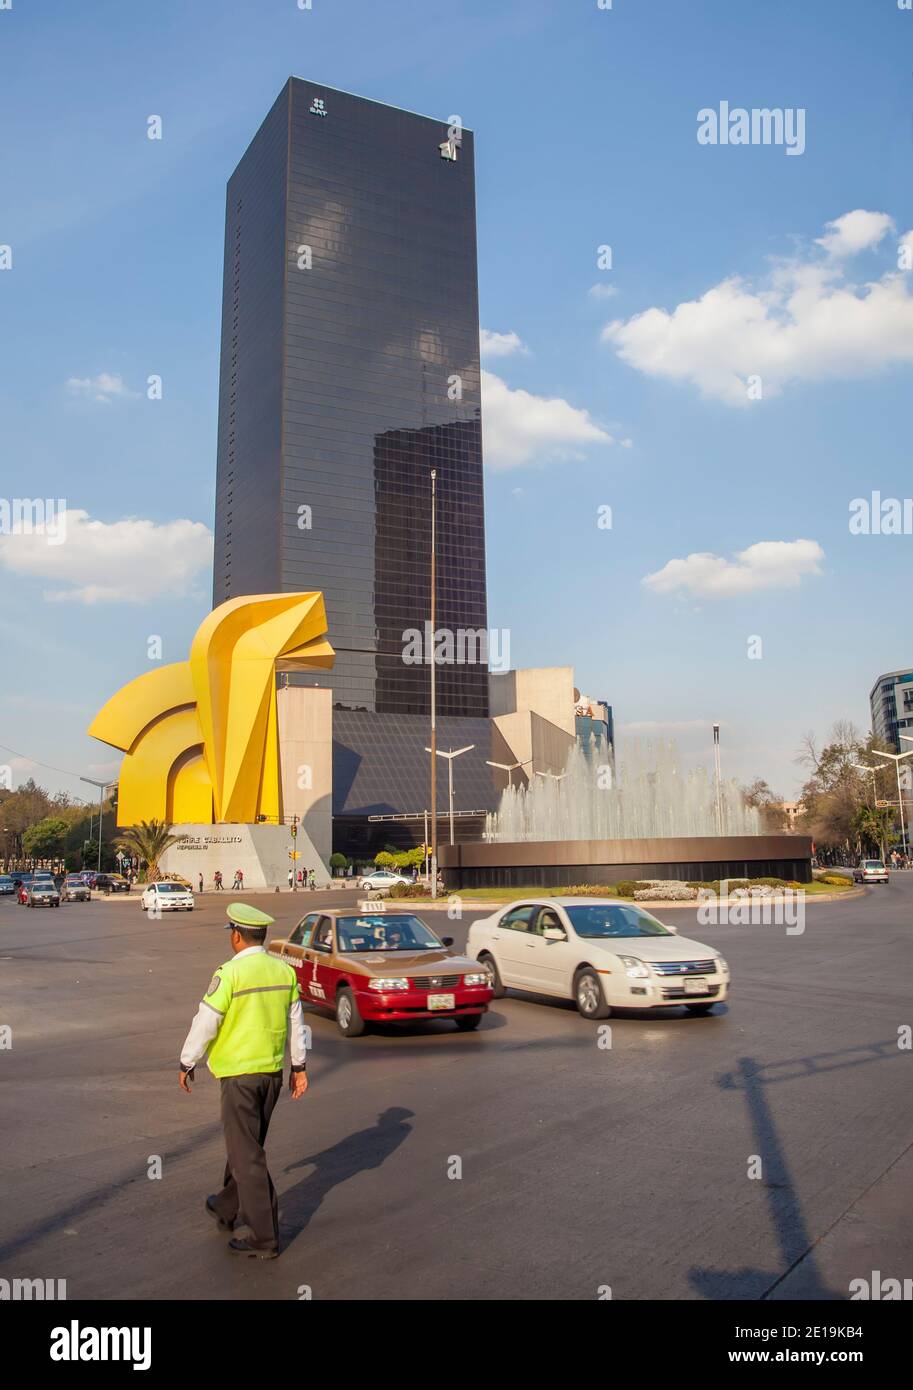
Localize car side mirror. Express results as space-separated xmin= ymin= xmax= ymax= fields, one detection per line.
xmin=441 ymin=936 xmax=454 ymax=947
xmin=543 ymin=927 xmax=566 ymax=941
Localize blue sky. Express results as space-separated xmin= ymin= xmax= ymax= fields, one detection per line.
xmin=1 ymin=0 xmax=910 ymax=803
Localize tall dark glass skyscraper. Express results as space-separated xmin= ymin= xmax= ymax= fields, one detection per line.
xmin=214 ymin=80 xmax=494 ymax=837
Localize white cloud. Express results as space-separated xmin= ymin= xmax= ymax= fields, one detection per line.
xmin=603 ymin=210 xmax=913 ymax=405
xmin=66 ymin=372 xmax=135 ymax=405
xmin=642 ymin=539 xmax=824 ymax=599
xmin=815 ymin=209 xmax=894 ymax=258
xmin=481 ymin=369 xmax=613 ymax=470
xmin=588 ymin=283 xmax=618 ymax=301
xmin=0 ymin=508 xmax=214 ymax=603
xmin=480 ymin=328 xmax=529 ymax=358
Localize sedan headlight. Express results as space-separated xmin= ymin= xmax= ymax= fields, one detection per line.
xmin=462 ymin=972 xmax=488 ymax=986
xmin=368 ymin=977 xmax=409 ymax=992
xmin=619 ymin=956 xmax=650 ymax=979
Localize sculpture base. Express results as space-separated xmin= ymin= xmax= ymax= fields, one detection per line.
xmin=159 ymin=823 xmax=327 ymax=891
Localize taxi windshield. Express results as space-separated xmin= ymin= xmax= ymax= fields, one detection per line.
xmin=565 ymin=904 xmax=673 ymax=938
xmin=336 ymin=914 xmax=442 ymax=952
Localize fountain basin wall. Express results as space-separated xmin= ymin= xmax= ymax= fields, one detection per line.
xmin=440 ymin=835 xmax=813 ymax=888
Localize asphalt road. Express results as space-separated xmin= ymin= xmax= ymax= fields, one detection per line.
xmin=1 ymin=879 xmax=911 ymax=1301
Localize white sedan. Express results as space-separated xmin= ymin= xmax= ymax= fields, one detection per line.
xmin=359 ymin=869 xmax=411 ymax=891
xmin=141 ymin=881 xmax=195 ymax=912
xmin=468 ymin=897 xmax=729 ymax=1019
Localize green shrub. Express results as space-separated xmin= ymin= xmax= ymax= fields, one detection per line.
xmin=613 ymin=880 xmax=649 ymax=897
xmin=388 ymin=882 xmax=431 ymax=899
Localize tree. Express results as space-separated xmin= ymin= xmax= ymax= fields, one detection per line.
xmin=115 ymin=821 xmax=188 ymax=881
xmin=795 ymin=721 xmax=903 ymax=854
xmin=852 ymin=805 xmax=893 ymax=862
xmin=22 ymin=816 xmax=70 ymax=861
xmin=742 ymin=779 xmax=788 ymax=831
xmin=329 ymin=852 xmax=348 ymax=875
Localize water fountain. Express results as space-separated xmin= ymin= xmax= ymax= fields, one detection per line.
xmin=441 ymin=737 xmax=811 ymax=888
xmin=484 ymin=738 xmax=761 ymax=843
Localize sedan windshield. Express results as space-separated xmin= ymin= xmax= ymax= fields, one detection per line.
xmin=565 ymin=904 xmax=673 ymax=938
xmin=336 ymin=914 xmax=441 ymax=952
xmin=154 ymin=883 xmax=185 ymax=893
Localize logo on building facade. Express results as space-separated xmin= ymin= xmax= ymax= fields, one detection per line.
xmin=438 ymin=136 xmax=459 ymax=161
xmin=309 ymin=97 xmax=327 ymax=117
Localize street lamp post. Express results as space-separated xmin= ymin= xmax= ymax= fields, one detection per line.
xmin=867 ymin=746 xmax=913 ymax=856
xmin=80 ymin=777 xmax=115 ymax=872
xmin=712 ymin=723 xmax=723 ymax=836
xmin=425 ymin=745 xmax=475 ymax=846
xmin=485 ymin=758 xmax=533 ymax=788
xmin=429 ymin=468 xmax=438 ymax=900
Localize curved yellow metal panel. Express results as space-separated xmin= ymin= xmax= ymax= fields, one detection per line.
xmin=87 ymin=663 xmax=195 ymax=753
xmin=169 ymin=751 xmax=213 ymax=824
xmin=115 ymin=707 xmax=204 ymax=826
xmin=88 ymin=592 xmax=334 ymax=827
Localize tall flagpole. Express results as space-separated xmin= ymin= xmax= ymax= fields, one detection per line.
xmin=430 ymin=469 xmax=438 ymax=899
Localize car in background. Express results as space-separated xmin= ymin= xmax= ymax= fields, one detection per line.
xmin=140 ymin=881 xmax=195 ymax=912
xmin=358 ymin=869 xmax=411 ymax=892
xmin=23 ymin=878 xmax=61 ymax=908
xmin=469 ymin=898 xmax=730 ymax=1020
xmin=0 ymin=875 xmax=16 ymax=896
xmin=93 ymin=873 xmax=131 ymax=894
xmin=268 ymin=909 xmax=493 ymax=1037
xmin=61 ymin=876 xmax=92 ymax=903
xmin=853 ymin=859 xmax=889 ymax=885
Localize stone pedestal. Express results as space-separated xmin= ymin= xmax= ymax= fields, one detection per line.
xmin=159 ymin=822 xmax=326 ymax=891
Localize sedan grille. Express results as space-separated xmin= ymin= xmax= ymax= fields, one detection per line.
xmin=410 ymin=974 xmax=461 ymax=990
xmin=650 ymin=959 xmax=717 ymax=976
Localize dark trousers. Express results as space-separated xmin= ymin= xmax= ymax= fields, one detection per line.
xmin=211 ymin=1072 xmax=283 ymax=1251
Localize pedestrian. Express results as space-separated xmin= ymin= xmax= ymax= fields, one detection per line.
xmin=179 ymin=903 xmax=308 ymax=1258
xmin=198 ymin=872 xmax=204 ymax=894
xmin=231 ymin=869 xmax=242 ymax=890
xmin=297 ymin=868 xmax=304 ymax=888
xmin=287 ymin=867 xmax=294 ymax=890
xmin=213 ymin=870 xmax=224 ymax=891
xmin=307 ymin=868 xmax=316 ymax=891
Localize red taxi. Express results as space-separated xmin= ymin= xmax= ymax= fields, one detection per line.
xmin=268 ymin=909 xmax=493 ymax=1037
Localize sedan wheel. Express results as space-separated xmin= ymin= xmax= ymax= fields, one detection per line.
xmin=478 ymin=952 xmax=506 ymax=999
xmin=336 ymin=987 xmax=367 ymax=1038
xmin=575 ymin=967 xmax=611 ymax=1020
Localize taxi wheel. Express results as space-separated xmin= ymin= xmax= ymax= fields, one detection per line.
xmin=574 ymin=967 xmax=611 ymax=1020
xmin=478 ymin=952 xmax=506 ymax=999
xmin=454 ymin=1014 xmax=482 ymax=1031
xmin=336 ymin=987 xmax=367 ymax=1038
xmin=685 ymin=1003 xmax=715 ymax=1016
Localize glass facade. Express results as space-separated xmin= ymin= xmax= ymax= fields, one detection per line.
xmin=214 ymin=79 xmax=488 ymax=723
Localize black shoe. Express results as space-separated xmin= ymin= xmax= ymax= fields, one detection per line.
xmin=205 ymin=1197 xmax=235 ymax=1233
xmin=227 ymin=1237 xmax=279 ymax=1260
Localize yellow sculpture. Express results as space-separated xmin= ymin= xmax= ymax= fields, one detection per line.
xmin=88 ymin=593 xmax=334 ymax=827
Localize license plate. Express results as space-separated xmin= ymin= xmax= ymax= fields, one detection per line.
xmin=427 ymin=993 xmax=455 ymax=1010
xmin=684 ymin=977 xmax=706 ymax=995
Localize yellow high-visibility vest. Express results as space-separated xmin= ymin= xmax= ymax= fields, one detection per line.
xmin=202 ymin=951 xmax=299 ymax=1078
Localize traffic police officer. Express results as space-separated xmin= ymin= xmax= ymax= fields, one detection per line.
xmin=179 ymin=902 xmax=308 ymax=1259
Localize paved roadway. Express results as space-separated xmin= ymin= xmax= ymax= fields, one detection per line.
xmin=1 ymin=879 xmax=911 ymax=1301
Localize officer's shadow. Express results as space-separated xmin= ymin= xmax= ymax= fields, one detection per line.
xmin=279 ymin=1106 xmax=414 ymax=1247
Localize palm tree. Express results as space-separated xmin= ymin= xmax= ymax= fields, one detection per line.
xmin=116 ymin=820 xmax=188 ymax=881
